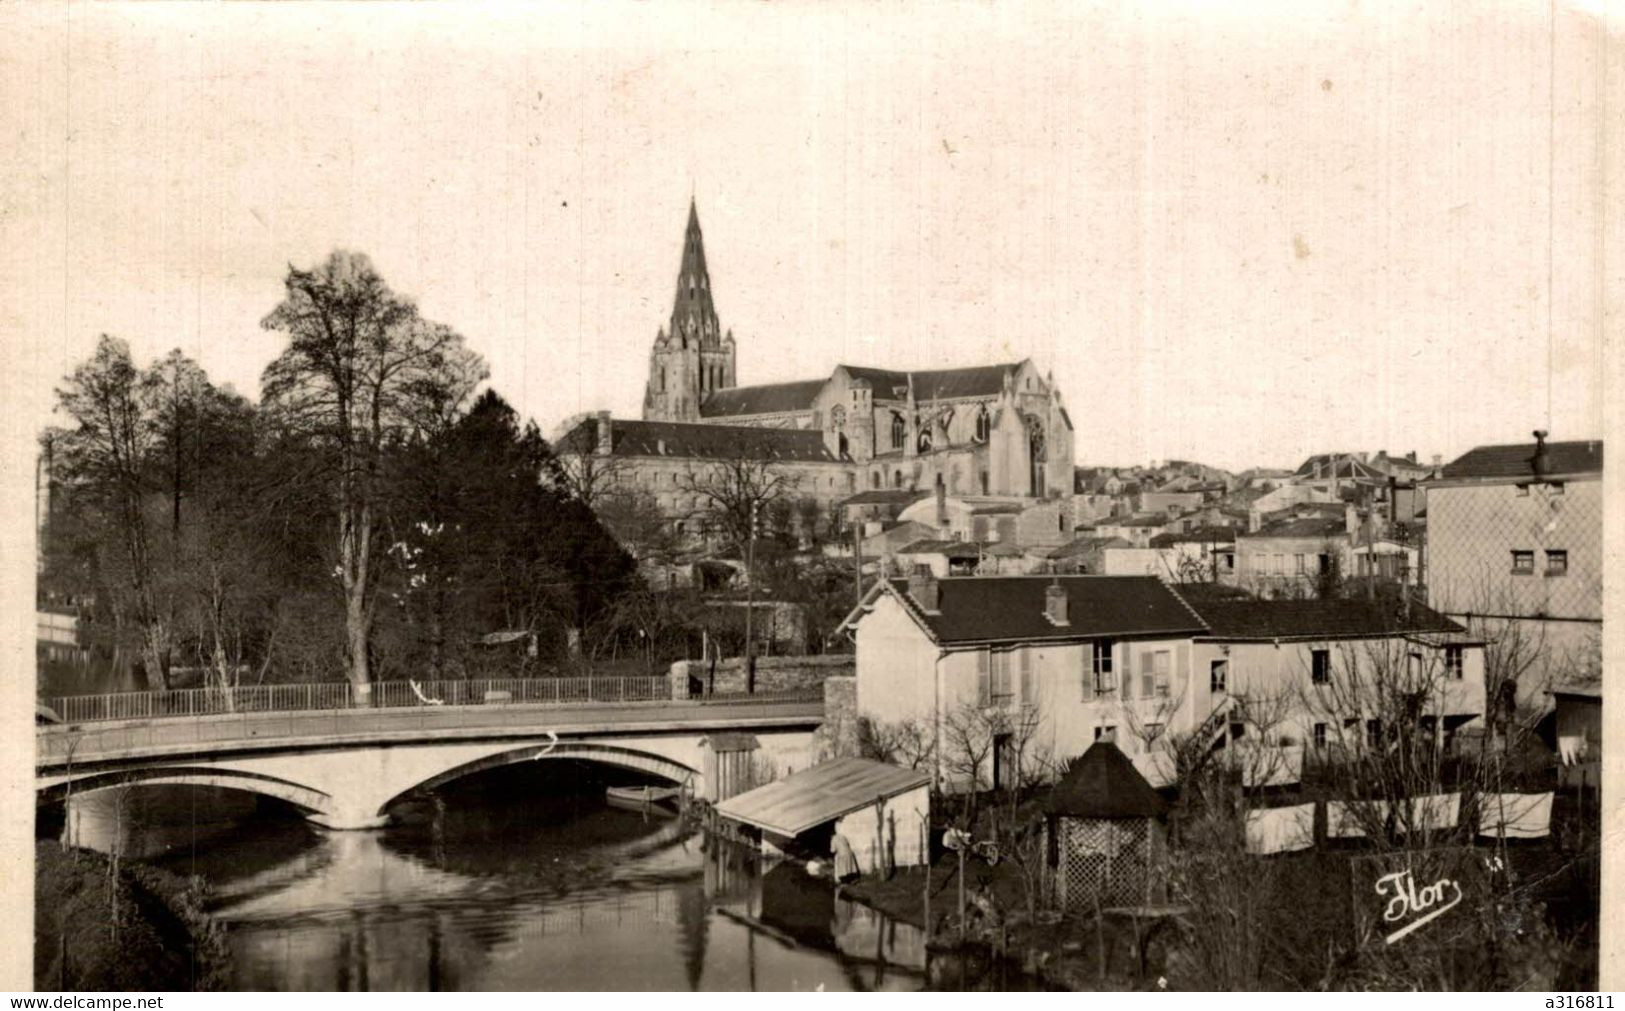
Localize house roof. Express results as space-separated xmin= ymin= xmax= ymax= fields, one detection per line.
xmin=1046 ymin=742 xmax=1168 ymax=819
xmin=1046 ymin=535 xmax=1131 ymax=559
xmin=713 ymin=757 xmax=931 ymax=837
xmin=556 ymin=418 xmax=838 ymax=463
xmin=699 ymin=379 xmax=829 ymax=418
xmin=898 ymin=539 xmax=984 ymax=560
xmin=875 ymin=575 xmax=1207 ymax=645
xmin=1294 ymin=453 xmax=1382 ymax=481
xmin=1439 ymin=440 xmax=1603 ymax=481
xmin=1149 ymin=526 xmax=1237 ymax=547
xmin=1185 ymin=597 xmax=1464 ymax=641
xmin=1241 ymin=515 xmax=1347 ymax=540
xmin=838 ymin=489 xmax=928 ymax=507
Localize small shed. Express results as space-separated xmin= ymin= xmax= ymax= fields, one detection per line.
xmin=714 ymin=757 xmax=931 ymax=875
xmin=702 ymin=733 xmax=760 ymax=803
xmin=1046 ymin=741 xmax=1168 ymax=911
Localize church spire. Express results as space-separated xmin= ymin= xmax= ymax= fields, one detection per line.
xmin=670 ymin=198 xmax=721 ymax=348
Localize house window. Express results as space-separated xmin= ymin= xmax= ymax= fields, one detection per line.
xmin=1311 ymin=648 xmax=1331 ymax=685
xmin=1545 ymin=549 xmax=1568 ymax=576
xmin=1094 ymin=725 xmax=1116 ymax=743
xmin=1511 ymin=550 xmax=1535 ymax=575
xmin=1312 ymin=722 xmax=1328 ymax=749
xmin=1091 ymin=640 xmax=1115 ymax=694
xmin=990 ymin=650 xmax=1014 ymax=703
xmin=1153 ymin=650 xmax=1171 ymax=697
xmin=1408 ymin=651 xmax=1423 ymax=681
xmin=1295 ymin=553 xmax=1307 ymax=574
xmin=1210 ymin=658 xmax=1228 ymax=694
xmin=1444 ymin=645 xmax=1464 ymax=679
xmin=1144 ymin=722 xmax=1164 ymax=743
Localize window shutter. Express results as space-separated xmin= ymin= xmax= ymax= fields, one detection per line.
xmin=1081 ymin=649 xmax=1094 ymax=701
xmin=977 ymin=649 xmax=991 ymax=706
xmin=1020 ymin=650 xmax=1034 ymax=702
xmin=1121 ymin=656 xmax=1134 ymax=700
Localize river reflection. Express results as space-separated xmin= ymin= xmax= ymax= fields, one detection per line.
xmin=126 ymin=766 xmax=1034 ymax=991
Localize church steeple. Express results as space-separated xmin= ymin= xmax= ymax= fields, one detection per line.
xmin=670 ymin=198 xmax=722 ymax=348
xmin=644 ymin=199 xmax=737 ymax=422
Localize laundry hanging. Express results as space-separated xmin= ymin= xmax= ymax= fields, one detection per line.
xmin=1245 ymin=803 xmax=1316 ymax=855
xmin=1478 ymin=792 xmax=1554 ymax=839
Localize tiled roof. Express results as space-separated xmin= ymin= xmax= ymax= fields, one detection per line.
xmin=1149 ymin=526 xmax=1237 ymax=547
xmin=1241 ymin=516 xmax=1346 ymax=540
xmin=1184 ymin=597 xmax=1463 ymax=641
xmin=838 ymin=489 xmax=928 ymax=507
xmin=885 ymin=575 xmax=1206 ymax=645
xmin=1046 ymin=535 xmax=1131 ymax=558
xmin=898 ymin=539 xmax=983 ymax=559
xmin=699 ymin=379 xmax=828 ymax=418
xmin=1046 ymin=742 xmax=1168 ymax=819
xmin=1440 ymin=440 xmax=1602 ymax=480
xmin=556 ymin=418 xmax=837 ymax=463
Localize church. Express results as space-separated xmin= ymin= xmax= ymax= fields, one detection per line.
xmin=556 ymin=201 xmax=1075 ymax=539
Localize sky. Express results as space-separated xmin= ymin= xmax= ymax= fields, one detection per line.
xmin=3 ymin=0 xmax=1612 ymax=473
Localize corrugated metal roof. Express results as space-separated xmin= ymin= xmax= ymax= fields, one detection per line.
xmin=713 ymin=757 xmax=930 ymax=837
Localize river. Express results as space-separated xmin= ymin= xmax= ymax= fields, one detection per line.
xmin=47 ymin=760 xmax=1041 ymax=991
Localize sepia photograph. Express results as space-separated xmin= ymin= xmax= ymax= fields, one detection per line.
xmin=1 ymin=0 xmax=1614 ymax=993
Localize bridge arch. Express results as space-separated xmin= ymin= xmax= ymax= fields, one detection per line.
xmin=38 ymin=766 xmax=332 ymax=818
xmin=380 ymin=741 xmax=699 ymax=815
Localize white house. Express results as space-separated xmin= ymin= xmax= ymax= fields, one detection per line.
xmin=841 ymin=571 xmax=1489 ymax=790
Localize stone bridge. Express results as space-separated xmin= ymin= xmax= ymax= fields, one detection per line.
xmin=37 ymin=693 xmax=824 ymax=829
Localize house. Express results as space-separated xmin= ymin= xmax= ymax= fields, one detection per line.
xmin=1423 ymin=434 xmax=1602 ymax=713
xmin=841 ymin=572 xmax=1209 ymax=789
xmin=1035 ymin=535 xmax=1131 ymax=575
xmin=841 ymin=571 xmax=1488 ymax=791
xmin=894 ymin=539 xmax=984 ymax=578
xmin=837 ymin=489 xmax=927 ymax=533
xmin=1093 ymin=513 xmax=1177 ymax=548
xmin=1247 ymin=484 xmax=1338 ymax=530
xmin=1183 ymin=596 xmax=1486 ymax=759
xmin=1101 ymin=529 xmax=1236 ymax=582
xmin=896 ymin=491 xmax=1027 ymax=545
xmin=1233 ymin=508 xmax=1355 ymax=596
xmin=857 ymin=520 xmax=938 ymax=562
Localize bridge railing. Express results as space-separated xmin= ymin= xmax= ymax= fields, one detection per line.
xmin=45 ymin=676 xmax=675 ymax=725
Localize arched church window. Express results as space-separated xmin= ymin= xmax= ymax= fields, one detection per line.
xmin=917 ymin=421 xmax=932 ymax=453
xmin=830 ymin=405 xmax=846 ymax=431
xmin=890 ymin=413 xmax=906 ymax=450
xmin=659 ymin=367 xmax=666 ymax=393
xmin=974 ymin=405 xmax=991 ymax=443
xmin=893 ymin=469 xmax=903 ymax=488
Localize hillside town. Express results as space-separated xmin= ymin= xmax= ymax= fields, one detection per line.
xmin=32 ymin=200 xmax=1602 ymax=992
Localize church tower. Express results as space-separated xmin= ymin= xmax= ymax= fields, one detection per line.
xmin=643 ymin=200 xmax=737 ymax=421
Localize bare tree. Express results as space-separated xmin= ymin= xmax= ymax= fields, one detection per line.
xmin=555 ymin=447 xmax=627 ymax=508
xmin=261 ymin=251 xmax=487 ymax=701
xmin=679 ymin=449 xmax=799 ymax=552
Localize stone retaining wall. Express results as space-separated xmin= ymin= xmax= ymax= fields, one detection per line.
xmin=669 ymin=653 xmax=853 ymax=699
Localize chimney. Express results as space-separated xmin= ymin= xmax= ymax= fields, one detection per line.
xmin=1531 ymin=429 xmax=1550 ymax=481
xmin=1044 ymin=579 xmax=1070 ymax=626
xmin=907 ymin=564 xmax=940 ymax=614
xmin=594 ymin=411 xmax=612 ymax=456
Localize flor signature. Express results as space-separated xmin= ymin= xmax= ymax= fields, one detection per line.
xmin=1375 ymin=869 xmax=1463 ymax=944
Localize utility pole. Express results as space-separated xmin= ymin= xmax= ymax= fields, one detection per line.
xmin=853 ymin=521 xmax=863 ymax=605
xmin=744 ymin=500 xmax=757 ymax=694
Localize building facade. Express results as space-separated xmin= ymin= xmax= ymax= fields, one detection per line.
xmin=1424 ymin=435 xmax=1603 ymax=710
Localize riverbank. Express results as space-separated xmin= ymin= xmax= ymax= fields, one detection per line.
xmin=34 ymin=841 xmax=229 ymax=990
xmin=839 ymin=855 xmax=1153 ymax=991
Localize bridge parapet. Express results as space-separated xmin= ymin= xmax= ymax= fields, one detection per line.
xmin=43 ymin=676 xmax=673 ymax=725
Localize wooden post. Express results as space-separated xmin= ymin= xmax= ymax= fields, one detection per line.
xmin=922 ymin=813 xmax=932 ymax=942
